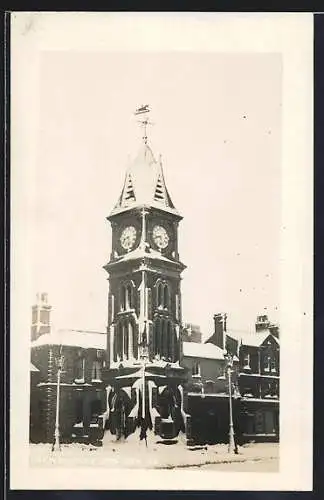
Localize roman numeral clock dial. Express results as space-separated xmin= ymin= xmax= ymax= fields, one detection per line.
xmin=120 ymin=225 xmax=137 ymax=251
xmin=152 ymin=225 xmax=169 ymax=250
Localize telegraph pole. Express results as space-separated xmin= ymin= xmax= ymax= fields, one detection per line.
xmin=52 ymin=345 xmax=64 ymax=452
xmin=225 ymin=353 xmax=236 ymax=454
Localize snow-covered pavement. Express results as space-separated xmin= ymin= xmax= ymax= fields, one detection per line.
xmin=29 ymin=436 xmax=279 ymax=470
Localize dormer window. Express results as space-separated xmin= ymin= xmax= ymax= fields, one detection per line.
xmin=243 ymin=353 xmax=251 ymax=370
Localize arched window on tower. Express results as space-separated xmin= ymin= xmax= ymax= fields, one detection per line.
xmin=117 ymin=322 xmax=123 ymax=361
xmin=120 ymin=281 xmax=134 ymax=312
xmin=120 ymin=286 xmax=126 ymax=312
xmin=128 ymin=320 xmax=135 ymax=359
xmin=157 ymin=282 xmax=163 ymax=309
xmin=164 ymin=285 xmax=169 ymax=310
xmin=123 ymin=321 xmax=129 ymax=359
xmin=126 ymin=284 xmax=132 ymax=310
xmin=162 ymin=319 xmax=168 ymax=359
xmin=155 ymin=280 xmax=170 ymax=310
xmin=166 ymin=321 xmax=172 ymax=361
xmin=173 ymin=326 xmax=179 ymax=362
xmin=153 ymin=317 xmax=161 ymax=357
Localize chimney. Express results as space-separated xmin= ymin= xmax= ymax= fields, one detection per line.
xmin=213 ymin=313 xmax=227 ymax=350
xmin=31 ymin=293 xmax=52 ymax=341
xmin=255 ymin=314 xmax=271 ymax=332
xmin=182 ymin=323 xmax=202 ymax=343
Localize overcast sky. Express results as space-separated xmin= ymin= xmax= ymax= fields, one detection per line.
xmin=28 ymin=51 xmax=282 ymax=337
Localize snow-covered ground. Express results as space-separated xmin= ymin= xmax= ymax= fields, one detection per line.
xmin=29 ymin=436 xmax=279 ymax=470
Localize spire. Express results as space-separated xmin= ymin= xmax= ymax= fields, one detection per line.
xmin=109 ymin=107 xmax=179 ymax=217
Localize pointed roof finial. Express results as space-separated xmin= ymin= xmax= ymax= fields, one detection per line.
xmin=134 ymin=104 xmax=154 ymax=145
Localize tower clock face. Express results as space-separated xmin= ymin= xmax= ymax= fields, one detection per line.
xmin=152 ymin=225 xmax=169 ymax=249
xmin=120 ymin=226 xmax=137 ymax=250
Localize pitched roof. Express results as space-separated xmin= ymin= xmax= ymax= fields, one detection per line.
xmin=182 ymin=341 xmax=225 ymax=360
xmin=226 ymin=330 xmax=280 ymax=348
xmin=110 ymin=144 xmax=179 ymax=217
xmin=31 ymin=329 xmax=106 ymax=350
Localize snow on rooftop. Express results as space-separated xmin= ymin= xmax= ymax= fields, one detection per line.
xmin=110 ymin=143 xmax=179 ymax=217
xmin=31 ymin=329 xmax=106 ymax=350
xmin=114 ymin=246 xmax=175 ymax=264
xmin=226 ymin=330 xmax=279 ymax=348
xmin=182 ymin=341 xmax=225 ymax=360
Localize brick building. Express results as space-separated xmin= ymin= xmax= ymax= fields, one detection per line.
xmin=181 ymin=314 xmax=240 ymax=445
xmin=206 ymin=313 xmax=280 ymax=442
xmin=30 ymin=320 xmax=107 ymax=444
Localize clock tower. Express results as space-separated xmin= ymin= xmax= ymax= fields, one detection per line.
xmin=103 ymin=107 xmax=189 ymax=442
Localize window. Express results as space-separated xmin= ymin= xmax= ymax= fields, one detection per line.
xmin=242 ymin=386 xmax=254 ymax=398
xmin=264 ymin=381 xmax=278 ymax=398
xmin=114 ymin=319 xmax=135 ymax=362
xmin=166 ymin=321 xmax=172 ymax=361
xmin=153 ymin=318 xmax=161 ymax=357
xmin=116 ymin=322 xmax=123 ymax=360
xmin=91 ymin=360 xmax=102 ymax=382
xmin=75 ymin=354 xmax=85 ymax=382
xmin=270 ymin=357 xmax=277 ymax=373
xmin=164 ymin=286 xmax=169 ymax=310
xmin=156 ymin=280 xmax=170 ymax=310
xmin=121 ymin=286 xmax=126 ymax=311
xmin=162 ymin=320 xmax=168 ymax=360
xmin=157 ymin=282 xmax=164 ymax=308
xmin=192 ymin=361 xmax=201 ymax=377
xmin=126 ymin=284 xmax=132 ymax=309
xmin=243 ymin=353 xmax=251 ymax=370
xmin=123 ymin=322 xmax=129 ymax=359
xmin=264 ymin=355 xmax=271 ymax=372
xmin=75 ymin=396 xmax=83 ymax=424
xmin=120 ymin=282 xmax=134 ymax=311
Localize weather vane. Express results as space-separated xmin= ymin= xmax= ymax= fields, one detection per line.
xmin=134 ymin=104 xmax=154 ymax=145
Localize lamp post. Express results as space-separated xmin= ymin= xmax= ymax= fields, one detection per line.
xmin=52 ymin=345 xmax=64 ymax=452
xmin=225 ymin=353 xmax=236 ymax=454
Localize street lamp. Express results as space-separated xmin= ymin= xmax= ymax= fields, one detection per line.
xmin=224 ymin=352 xmax=237 ymax=454
xmin=52 ymin=345 xmax=64 ymax=452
